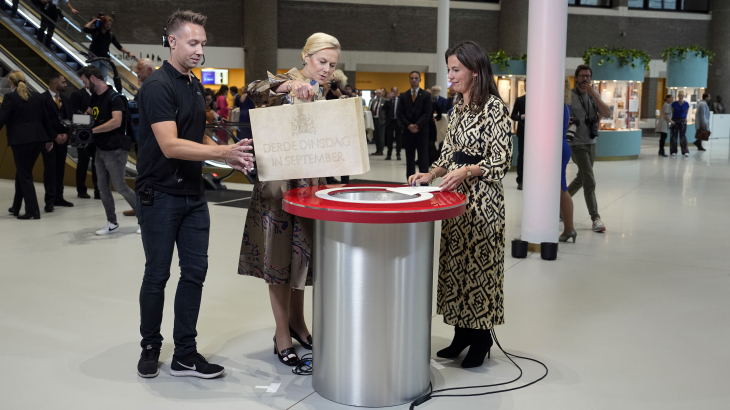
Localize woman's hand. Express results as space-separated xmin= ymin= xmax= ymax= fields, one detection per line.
xmin=439 ymin=167 xmax=469 ymax=192
xmin=408 ymin=172 xmax=433 ymax=186
xmin=291 ymin=80 xmax=314 ymax=100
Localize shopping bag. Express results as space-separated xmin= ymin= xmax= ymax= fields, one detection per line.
xmin=250 ymin=97 xmax=370 ymax=181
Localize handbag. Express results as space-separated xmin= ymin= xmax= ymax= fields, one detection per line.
xmin=695 ymin=128 xmax=711 ymax=141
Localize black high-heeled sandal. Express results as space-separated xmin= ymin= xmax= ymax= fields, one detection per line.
xmin=437 ymin=326 xmax=470 ymax=358
xmin=273 ymin=336 xmax=299 ymax=366
xmin=461 ymin=328 xmax=493 ymax=368
xmin=289 ymin=326 xmax=313 ymax=350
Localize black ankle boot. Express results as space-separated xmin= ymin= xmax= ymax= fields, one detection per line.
xmin=461 ymin=328 xmax=493 ymax=368
xmin=436 ymin=326 xmax=470 ymax=359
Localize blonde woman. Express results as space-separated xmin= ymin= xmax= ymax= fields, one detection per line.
xmin=238 ymin=32 xmax=340 ymax=366
xmin=560 ymin=78 xmax=576 ymax=242
xmin=0 ymin=71 xmax=54 ymax=219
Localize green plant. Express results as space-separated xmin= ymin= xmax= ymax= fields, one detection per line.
xmin=488 ymin=50 xmax=527 ymax=71
xmin=582 ymin=46 xmax=651 ymax=72
xmin=661 ymin=45 xmax=715 ymax=64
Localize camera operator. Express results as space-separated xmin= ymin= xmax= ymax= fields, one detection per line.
xmin=568 ymin=65 xmax=611 ymax=233
xmin=35 ymin=0 xmax=79 ymax=48
xmin=40 ymin=71 xmax=74 ymax=211
xmin=71 ymin=67 xmax=99 ymax=199
xmin=134 ymin=10 xmax=253 ymax=379
xmin=82 ymin=65 xmax=137 ymax=235
xmin=83 ymin=15 xmax=136 ymax=80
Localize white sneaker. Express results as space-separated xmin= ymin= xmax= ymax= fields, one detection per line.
xmin=96 ymin=222 xmax=119 ymax=236
xmin=671 ymin=153 xmax=677 ymax=157
xmin=592 ymin=218 xmax=606 ymax=233
xmin=137 ymin=225 xmax=141 ymax=234
xmin=683 ymin=153 xmax=689 ymax=157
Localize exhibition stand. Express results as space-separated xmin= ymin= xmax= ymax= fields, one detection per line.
xmin=589 ymin=55 xmax=644 ymax=160
xmin=666 ymin=53 xmax=709 ymax=144
xmin=282 ymin=184 xmax=466 ymax=407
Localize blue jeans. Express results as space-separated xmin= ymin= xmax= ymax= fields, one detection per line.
xmin=138 ymin=191 xmax=210 ymax=357
xmin=91 ymin=60 xmax=110 ymax=81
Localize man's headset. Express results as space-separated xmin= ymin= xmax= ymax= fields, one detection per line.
xmin=162 ymin=17 xmax=205 ymax=65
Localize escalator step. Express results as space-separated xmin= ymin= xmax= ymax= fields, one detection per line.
xmin=55 ymin=53 xmax=67 ymax=61
xmin=23 ymin=27 xmax=36 ymax=35
xmin=67 ymin=62 xmax=78 ymax=70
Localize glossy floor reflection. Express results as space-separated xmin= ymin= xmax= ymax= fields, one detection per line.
xmin=1 ymin=137 xmax=729 ymax=409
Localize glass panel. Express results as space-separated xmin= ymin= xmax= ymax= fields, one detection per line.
xmin=682 ymin=0 xmax=709 ymax=12
xmin=648 ymin=0 xmax=677 ymax=9
xmin=628 ymin=0 xmax=644 ymax=7
xmin=595 ymin=80 xmax=643 ymax=131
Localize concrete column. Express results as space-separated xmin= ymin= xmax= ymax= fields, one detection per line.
xmin=708 ymin=1 xmax=730 ymax=106
xmin=436 ymin=0 xmax=449 ymax=93
xmin=243 ymin=0 xmax=278 ymax=85
xmin=641 ymin=77 xmax=659 ymax=121
xmin=521 ymin=0 xmax=568 ymax=248
xmin=498 ymin=0 xmax=529 ymax=55
xmin=425 ymin=72 xmax=437 ymax=90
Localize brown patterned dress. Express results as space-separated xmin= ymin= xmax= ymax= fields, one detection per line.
xmin=433 ymin=96 xmax=513 ymax=329
xmin=238 ymin=68 xmax=327 ymax=289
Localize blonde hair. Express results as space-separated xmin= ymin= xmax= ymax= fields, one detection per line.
xmin=301 ymin=32 xmax=341 ymax=65
xmin=8 ymin=71 xmax=29 ymax=101
xmin=168 ymin=10 xmax=207 ymax=36
xmin=330 ymin=69 xmax=347 ymax=87
xmin=564 ymin=77 xmax=572 ymax=105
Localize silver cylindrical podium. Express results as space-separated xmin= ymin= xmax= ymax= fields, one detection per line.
xmin=313 ymin=221 xmax=434 ymax=407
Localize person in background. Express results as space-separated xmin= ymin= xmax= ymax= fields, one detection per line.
xmin=215 ymin=85 xmax=230 ymax=144
xmin=568 ymin=65 xmax=611 ymax=233
xmin=71 ymin=67 xmax=99 ymax=199
xmin=35 ymin=0 xmax=79 ymax=48
xmin=238 ymin=92 xmax=255 ymax=140
xmin=369 ymin=88 xmax=386 ymax=156
xmin=41 ymin=71 xmax=74 ymax=212
xmin=712 ymin=96 xmax=724 ymax=114
xmin=10 ymin=0 xmax=20 ymax=18
xmin=670 ymin=90 xmax=690 ymax=157
xmin=656 ymin=95 xmax=673 ymax=157
xmin=325 ymin=69 xmax=346 ymax=100
xmin=83 ymin=15 xmax=137 ymax=80
xmin=385 ymin=86 xmax=402 ymax=160
xmin=231 ymin=86 xmax=240 ymax=108
xmin=431 ymin=85 xmax=448 ymax=113
xmin=409 ymin=41 xmax=512 ymax=369
xmin=510 ymin=81 xmax=526 ymax=190
xmin=344 ymin=84 xmax=354 ymax=97
xmin=428 ymin=93 xmax=442 ymax=164
xmin=0 ymin=71 xmax=55 ymax=220
xmin=560 ymin=78 xmax=576 ymax=243
xmin=694 ymin=92 xmax=711 ymax=152
xmin=397 ymin=71 xmax=432 ymax=178
xmin=134 ymin=58 xmax=156 ymax=88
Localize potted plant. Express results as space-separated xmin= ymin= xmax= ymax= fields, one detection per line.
xmin=582 ymin=46 xmax=650 ymax=82
xmin=662 ymin=45 xmax=712 ymax=88
xmin=489 ymin=50 xmax=527 ymax=76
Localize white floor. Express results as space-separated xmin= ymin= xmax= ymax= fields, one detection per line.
xmin=2 ymin=137 xmax=730 ymax=409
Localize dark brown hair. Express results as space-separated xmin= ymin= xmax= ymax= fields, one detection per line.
xmin=445 ymin=41 xmax=500 ymax=113
xmin=215 ymin=85 xmax=229 ymax=99
xmin=574 ymin=64 xmax=593 ymax=78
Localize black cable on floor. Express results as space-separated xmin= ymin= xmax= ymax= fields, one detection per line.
xmin=409 ymin=329 xmax=549 ymax=409
xmin=292 ymin=353 xmax=313 ymax=375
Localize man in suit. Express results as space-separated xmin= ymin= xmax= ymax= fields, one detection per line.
xmin=430 ymin=85 xmax=448 ymax=113
xmin=71 ymin=67 xmax=99 ymax=199
xmin=397 ymin=71 xmax=432 ymax=178
xmin=41 ymin=71 xmax=74 ymax=211
xmin=369 ymin=88 xmax=387 ymax=155
xmin=510 ymin=83 xmax=526 ymax=190
xmin=385 ymin=86 xmax=402 ymax=160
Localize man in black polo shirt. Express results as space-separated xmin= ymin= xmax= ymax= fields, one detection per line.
xmin=135 ymin=10 xmax=253 ymax=379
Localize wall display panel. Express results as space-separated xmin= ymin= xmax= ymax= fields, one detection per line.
xmin=595 ymin=80 xmax=643 ymax=131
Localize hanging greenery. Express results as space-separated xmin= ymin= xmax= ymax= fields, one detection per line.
xmin=582 ymin=47 xmax=651 ymax=72
xmin=488 ymin=50 xmax=527 ymax=71
xmin=661 ymin=45 xmax=715 ymax=64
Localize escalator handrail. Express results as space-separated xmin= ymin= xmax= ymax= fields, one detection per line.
xmin=0 ymin=42 xmax=47 ymax=93
xmin=3 ymin=0 xmax=139 ymax=94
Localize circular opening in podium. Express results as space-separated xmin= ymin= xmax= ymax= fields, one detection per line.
xmin=329 ymin=190 xmax=417 ymax=202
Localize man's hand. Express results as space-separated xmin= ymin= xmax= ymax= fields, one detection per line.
xmin=128 ymin=52 xmax=137 ymax=60
xmin=45 ymin=142 xmax=54 ymax=152
xmin=221 ymin=139 xmax=254 ymax=173
xmin=55 ymin=134 xmax=68 ymax=145
xmin=408 ymin=124 xmax=419 ymax=133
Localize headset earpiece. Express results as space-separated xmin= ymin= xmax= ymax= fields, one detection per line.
xmin=162 ymin=17 xmax=172 ymax=47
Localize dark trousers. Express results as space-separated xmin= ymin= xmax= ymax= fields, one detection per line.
xmin=385 ymin=120 xmax=402 ymax=156
xmin=36 ymin=4 xmax=58 ymax=48
xmin=76 ymin=144 xmax=99 ymax=196
xmin=516 ymin=134 xmax=525 ymax=184
xmin=11 ymin=142 xmax=44 ymax=215
xmin=41 ymin=141 xmax=68 ymax=205
xmin=670 ymin=118 xmax=688 ymax=155
xmin=11 ymin=0 xmax=19 ymax=18
xmin=404 ymin=130 xmax=429 ymax=178
xmin=373 ymin=119 xmax=385 ymax=153
xmin=138 ymin=191 xmax=210 ymax=357
xmin=658 ymin=132 xmax=667 ymax=155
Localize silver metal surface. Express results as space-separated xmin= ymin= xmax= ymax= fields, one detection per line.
xmin=328 ymin=190 xmax=416 ymax=201
xmin=313 ymin=220 xmax=435 ymax=407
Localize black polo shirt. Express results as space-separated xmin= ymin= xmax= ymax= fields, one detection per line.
xmin=135 ymin=61 xmax=207 ymax=195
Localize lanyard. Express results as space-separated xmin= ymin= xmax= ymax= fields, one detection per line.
xmin=577 ymin=90 xmax=596 ymax=120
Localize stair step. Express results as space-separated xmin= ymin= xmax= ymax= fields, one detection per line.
xmin=67 ymin=62 xmax=79 ymax=70
xmin=54 ymin=53 xmax=67 ymax=61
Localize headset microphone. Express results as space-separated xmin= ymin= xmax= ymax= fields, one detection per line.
xmin=162 ymin=17 xmax=171 ymax=47
xmin=201 ymin=55 xmax=205 ymax=66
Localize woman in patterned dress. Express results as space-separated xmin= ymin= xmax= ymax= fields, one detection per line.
xmin=238 ymin=33 xmax=340 ymax=366
xmin=409 ymin=41 xmax=512 ymax=368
